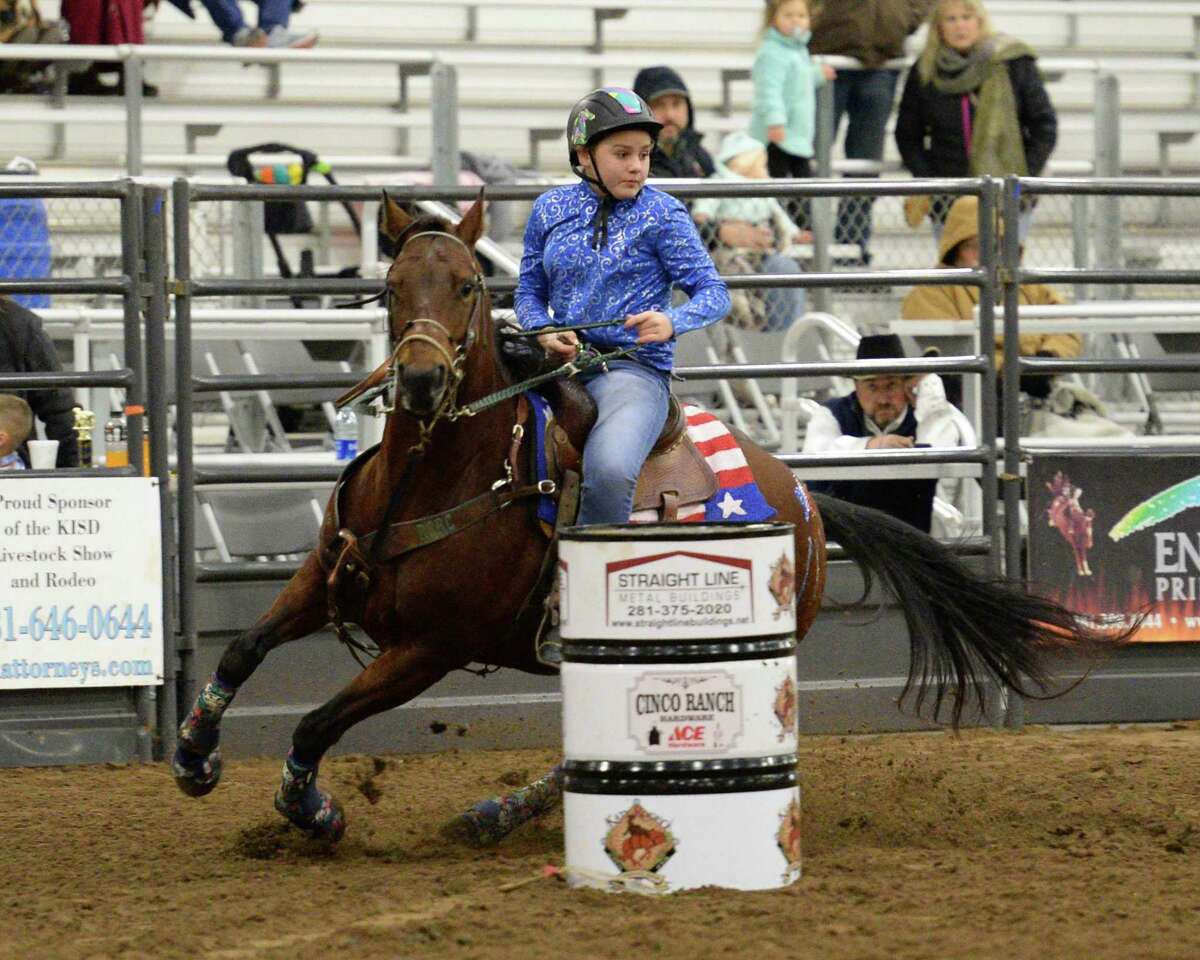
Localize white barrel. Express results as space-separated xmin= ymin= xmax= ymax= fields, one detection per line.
xmin=563 ymin=777 xmax=801 ymax=893
xmin=559 ymin=522 xmax=800 ymax=894
xmin=558 ymin=522 xmax=797 ymax=642
xmin=562 ymin=656 xmax=798 ymax=762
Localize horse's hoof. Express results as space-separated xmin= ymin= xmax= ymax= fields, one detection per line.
xmin=274 ymin=753 xmax=345 ymax=841
xmin=440 ymin=800 xmax=507 ymax=848
xmin=274 ymin=786 xmax=346 ymax=842
xmin=172 ymin=745 xmax=222 ymax=798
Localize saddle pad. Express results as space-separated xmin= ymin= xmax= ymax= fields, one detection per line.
xmin=629 ymin=405 xmax=776 ymax=524
xmin=529 ymin=396 xmax=775 ymax=526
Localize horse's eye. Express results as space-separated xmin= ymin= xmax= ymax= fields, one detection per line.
xmin=459 ymin=280 xmax=475 ymax=298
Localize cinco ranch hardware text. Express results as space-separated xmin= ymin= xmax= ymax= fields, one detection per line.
xmin=635 ymin=691 xmax=737 ymax=714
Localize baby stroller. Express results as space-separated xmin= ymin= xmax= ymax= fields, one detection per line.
xmin=226 ymin=141 xmax=362 ymax=317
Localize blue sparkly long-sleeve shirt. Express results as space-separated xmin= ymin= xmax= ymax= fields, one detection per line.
xmin=515 ymin=181 xmax=730 ymax=371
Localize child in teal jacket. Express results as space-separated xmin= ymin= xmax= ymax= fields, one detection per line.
xmin=750 ymin=0 xmax=835 ymax=224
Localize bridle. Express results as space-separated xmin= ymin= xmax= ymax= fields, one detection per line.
xmin=377 ymin=229 xmax=489 ymax=444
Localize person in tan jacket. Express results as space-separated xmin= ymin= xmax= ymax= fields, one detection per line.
xmin=900 ymin=195 xmax=1080 ymax=374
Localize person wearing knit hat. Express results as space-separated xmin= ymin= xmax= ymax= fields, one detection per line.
xmin=633 ymin=65 xmax=715 ymax=181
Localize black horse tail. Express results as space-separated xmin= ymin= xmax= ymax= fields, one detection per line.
xmin=810 ymin=492 xmax=1135 ymax=726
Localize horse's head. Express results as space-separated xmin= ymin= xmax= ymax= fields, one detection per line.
xmin=380 ymin=192 xmax=488 ymax=418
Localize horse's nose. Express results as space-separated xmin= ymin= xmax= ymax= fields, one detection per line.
xmin=397 ymin=362 xmax=448 ymax=415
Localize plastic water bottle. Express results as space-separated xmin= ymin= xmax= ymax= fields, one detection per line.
xmin=334 ymin=407 xmax=358 ymax=462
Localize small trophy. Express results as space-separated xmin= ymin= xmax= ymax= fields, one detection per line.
xmin=74 ymin=408 xmax=96 ymax=467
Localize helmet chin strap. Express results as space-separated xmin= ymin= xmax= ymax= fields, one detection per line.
xmin=572 ymin=154 xmax=619 ymax=250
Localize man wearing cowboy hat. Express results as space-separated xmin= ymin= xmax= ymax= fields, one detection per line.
xmin=802 ymin=333 xmax=973 ymax=532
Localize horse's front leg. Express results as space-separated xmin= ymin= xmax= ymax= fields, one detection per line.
xmin=172 ymin=553 xmax=329 ymax=798
xmin=274 ymin=643 xmax=449 ymax=841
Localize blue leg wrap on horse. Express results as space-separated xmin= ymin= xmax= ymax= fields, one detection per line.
xmin=177 ymin=673 xmax=236 ymax=754
xmin=172 ymin=673 xmax=236 ymax=796
xmin=450 ymin=766 xmax=563 ymax=847
xmin=274 ymin=748 xmax=346 ymax=841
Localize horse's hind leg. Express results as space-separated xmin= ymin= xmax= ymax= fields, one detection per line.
xmin=173 ymin=554 xmax=328 ymax=797
xmin=444 ymin=765 xmax=564 ymax=848
xmin=273 ymin=643 xmax=449 ymax=841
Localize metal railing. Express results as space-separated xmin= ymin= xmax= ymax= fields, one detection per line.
xmin=0 ymin=44 xmax=459 ymax=182
xmin=0 ymin=178 xmax=173 ymax=762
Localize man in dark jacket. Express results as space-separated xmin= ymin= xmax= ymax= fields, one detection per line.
xmin=0 ymin=296 xmax=79 ymax=467
xmin=811 ymin=0 xmax=933 ymax=263
xmin=633 ymin=65 xmax=715 ymax=180
xmin=801 ymin=334 xmax=937 ymax=532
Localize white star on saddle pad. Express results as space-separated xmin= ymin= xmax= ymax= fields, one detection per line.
xmin=717 ymin=491 xmax=747 ymax=518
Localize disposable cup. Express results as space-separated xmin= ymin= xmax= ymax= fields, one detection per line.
xmin=27 ymin=439 xmax=58 ymax=470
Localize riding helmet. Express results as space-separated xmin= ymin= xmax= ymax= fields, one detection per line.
xmin=565 ymin=86 xmax=663 ymax=168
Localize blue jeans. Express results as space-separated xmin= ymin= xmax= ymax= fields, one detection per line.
xmin=197 ymin=0 xmax=293 ymax=42
xmin=761 ymin=252 xmax=806 ymax=331
xmin=831 ymin=69 xmax=899 ymax=259
xmin=575 ymin=360 xmax=670 ymax=526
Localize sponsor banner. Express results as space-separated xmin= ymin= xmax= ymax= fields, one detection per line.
xmin=1028 ymin=454 xmax=1200 ymax=643
xmin=559 ymin=529 xmax=795 ymax=640
xmin=563 ymin=787 xmax=801 ymax=892
xmin=0 ymin=478 xmax=164 ymax=688
xmin=562 ymin=657 xmax=797 ymax=761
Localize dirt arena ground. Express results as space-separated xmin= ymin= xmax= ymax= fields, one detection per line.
xmin=2 ymin=723 xmax=1197 ymax=960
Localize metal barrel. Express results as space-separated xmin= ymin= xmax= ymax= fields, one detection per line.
xmin=558 ymin=522 xmax=801 ymax=893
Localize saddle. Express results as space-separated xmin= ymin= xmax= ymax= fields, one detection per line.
xmin=544 ymin=393 xmax=718 ymax=525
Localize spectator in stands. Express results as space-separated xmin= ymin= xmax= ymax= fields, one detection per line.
xmin=751 ymin=0 xmax=836 ymax=228
xmin=0 ymin=393 xmax=32 ymax=470
xmin=516 ymin=87 xmax=729 ymax=526
xmin=803 ymin=334 xmax=973 ymax=532
xmin=811 ymin=0 xmax=933 ymax=264
xmin=0 ymin=296 xmax=80 ymax=467
xmin=900 ymin=194 xmax=1076 ymax=402
xmin=900 ymin=196 xmax=1128 ymax=438
xmin=894 ymin=0 xmax=1056 ymax=242
xmin=61 ymin=0 xmax=157 ymax=96
xmin=633 ymin=66 xmax=715 ymax=180
xmin=691 ymin=131 xmax=807 ymax=331
xmin=160 ymin=0 xmax=317 ymax=48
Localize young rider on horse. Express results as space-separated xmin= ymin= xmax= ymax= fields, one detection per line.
xmin=514 ymin=86 xmax=731 ymax=525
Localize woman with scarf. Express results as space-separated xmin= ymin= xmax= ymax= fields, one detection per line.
xmin=894 ymin=0 xmax=1056 ymax=242
xmin=515 ymin=87 xmax=729 ymax=526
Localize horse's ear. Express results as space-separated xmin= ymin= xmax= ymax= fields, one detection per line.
xmin=381 ymin=191 xmax=413 ymax=242
xmin=456 ymin=189 xmax=486 ymax=248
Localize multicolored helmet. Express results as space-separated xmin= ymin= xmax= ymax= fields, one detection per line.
xmin=565 ymin=86 xmax=663 ymax=168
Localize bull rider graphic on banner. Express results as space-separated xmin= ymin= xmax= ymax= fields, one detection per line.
xmin=1028 ymin=454 xmax=1200 ymax=643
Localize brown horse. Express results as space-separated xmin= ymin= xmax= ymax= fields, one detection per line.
xmin=171 ymin=194 xmax=1125 ymax=844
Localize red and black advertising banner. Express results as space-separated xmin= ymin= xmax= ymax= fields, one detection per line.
xmin=1028 ymin=454 xmax=1200 ymax=643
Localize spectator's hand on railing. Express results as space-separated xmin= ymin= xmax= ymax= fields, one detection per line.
xmin=866 ymin=434 xmax=914 ymax=450
xmin=820 ymin=64 xmax=837 ymax=82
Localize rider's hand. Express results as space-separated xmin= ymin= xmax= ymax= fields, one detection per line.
xmin=625 ymin=311 xmax=674 ymax=344
xmin=866 ymin=434 xmax=914 ymax=450
xmin=767 ymin=124 xmax=785 ymax=144
xmin=538 ymin=329 xmax=580 ymax=359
